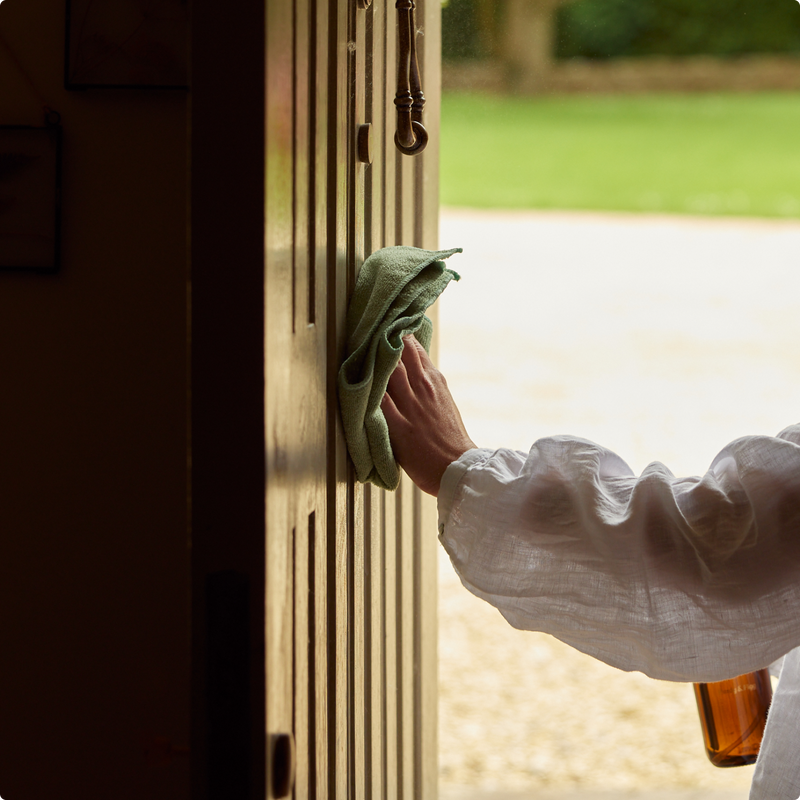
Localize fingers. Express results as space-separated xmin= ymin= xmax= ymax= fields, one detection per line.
xmin=386 ymin=352 xmax=413 ymax=405
xmin=386 ymin=334 xmax=433 ymax=416
xmin=402 ymin=334 xmax=431 ymax=368
xmin=380 ymin=390 xmax=405 ymax=429
xmin=401 ymin=334 xmax=433 ymax=391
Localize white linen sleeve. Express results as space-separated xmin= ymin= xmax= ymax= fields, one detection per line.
xmin=438 ymin=425 xmax=800 ymax=683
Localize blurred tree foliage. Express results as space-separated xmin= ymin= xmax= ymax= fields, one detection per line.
xmin=441 ymin=0 xmax=800 ymax=61
xmin=556 ymin=0 xmax=800 ymax=59
xmin=442 ymin=0 xmax=503 ymax=60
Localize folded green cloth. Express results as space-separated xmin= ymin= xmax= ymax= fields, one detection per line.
xmin=337 ymin=245 xmax=462 ymax=490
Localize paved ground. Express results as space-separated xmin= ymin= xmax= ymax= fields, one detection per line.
xmin=441 ymin=790 xmax=750 ymax=800
xmin=436 ymin=207 xmax=800 ymax=798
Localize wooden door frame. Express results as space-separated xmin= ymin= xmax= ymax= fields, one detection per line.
xmin=190 ymin=1 xmax=442 ymax=797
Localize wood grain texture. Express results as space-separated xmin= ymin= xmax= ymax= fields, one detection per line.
xmin=293 ymin=523 xmax=310 ymax=800
xmin=399 ymin=476 xmax=416 ymax=800
xmin=311 ymin=0 xmax=331 ymax=791
xmin=266 ymin=0 xmax=295 ymax=797
xmin=362 ymin=16 xmax=387 ymax=795
xmin=416 ymin=2 xmax=442 ymax=796
xmin=263 ymin=0 xmax=442 ymax=796
xmin=365 ymin=483 xmax=385 ymax=799
xmin=326 ymin=0 xmax=350 ymax=793
xmin=383 ymin=487 xmax=400 ymax=800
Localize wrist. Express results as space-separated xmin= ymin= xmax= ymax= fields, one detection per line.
xmin=429 ymin=439 xmax=476 ymax=498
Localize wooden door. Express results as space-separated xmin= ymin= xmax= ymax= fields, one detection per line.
xmin=192 ymin=0 xmax=441 ymax=798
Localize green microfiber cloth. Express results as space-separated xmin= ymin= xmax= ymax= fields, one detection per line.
xmin=337 ymin=245 xmax=462 ymax=490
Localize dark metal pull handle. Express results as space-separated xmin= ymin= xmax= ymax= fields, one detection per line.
xmin=394 ymin=0 xmax=428 ymax=156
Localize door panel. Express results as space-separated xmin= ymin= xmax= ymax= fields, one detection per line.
xmin=265 ymin=0 xmax=441 ymax=797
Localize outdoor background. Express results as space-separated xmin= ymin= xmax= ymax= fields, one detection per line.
xmin=435 ymin=1 xmax=800 ymax=797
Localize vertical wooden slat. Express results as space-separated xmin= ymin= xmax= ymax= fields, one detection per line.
xmin=399 ymin=149 xmax=416 ymax=247
xmin=415 ymin=2 xmax=442 ymax=795
xmin=293 ymin=0 xmax=310 ymax=336
xmin=416 ymin=484 xmax=439 ymax=800
xmin=265 ymin=0 xmax=295 ymax=797
xmin=365 ymin=482 xmax=385 ymax=799
xmin=291 ymin=0 xmax=316 ymax=796
xmin=351 ymin=481 xmax=367 ymax=800
xmin=329 ymin=476 xmax=348 ymax=800
xmin=311 ymin=0 xmax=331 ymax=791
xmin=379 ymin=17 xmax=399 ymax=792
xmin=398 ymin=475 xmax=417 ymax=800
xmin=265 ymin=515 xmax=293 ymax=800
xmin=293 ymin=524 xmax=309 ymax=800
xmin=365 ymin=1 xmax=386 ymax=256
xmin=307 ymin=514 xmax=320 ymax=800
xmin=327 ymin=0 xmax=351 ymax=792
xmin=416 ymin=0 xmax=441 ymax=253
xmin=383 ymin=488 xmax=399 ymax=800
xmin=364 ymin=4 xmax=388 ymax=792
xmin=384 ymin=0 xmax=398 ymax=248
xmin=313 ymin=508 xmax=328 ymax=800
xmin=362 ymin=5 xmax=386 ymax=795
xmin=391 ymin=2 xmax=424 ymax=790
xmin=351 ymin=3 xmax=370 ymax=798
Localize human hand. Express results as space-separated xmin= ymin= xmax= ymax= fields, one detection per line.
xmin=381 ymin=336 xmax=476 ymax=497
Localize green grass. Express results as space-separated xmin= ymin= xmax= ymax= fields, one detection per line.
xmin=440 ymin=92 xmax=800 ymax=217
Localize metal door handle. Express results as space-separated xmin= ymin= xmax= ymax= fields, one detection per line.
xmin=394 ymin=0 xmax=428 ymax=156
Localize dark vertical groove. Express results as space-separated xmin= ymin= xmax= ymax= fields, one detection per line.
xmin=308 ymin=512 xmax=317 ymax=800
xmin=307 ymin=0 xmax=317 ymax=326
xmin=363 ymin=485 xmax=373 ymax=793
xmin=291 ymin=525 xmax=298 ymax=789
xmin=364 ymin=5 xmax=375 ymax=258
xmin=381 ymin=9 xmax=388 ymax=250
xmin=393 ymin=0 xmax=403 ymax=247
xmin=412 ymin=489 xmax=423 ymax=798
xmin=347 ymin=470 xmax=356 ymax=800
xmin=381 ymin=491 xmax=389 ymax=800
xmin=395 ymin=483 xmax=404 ymax=799
xmin=291 ymin=0 xmax=298 ymax=334
xmin=346 ymin=0 xmax=357 ymax=301
xmin=412 ymin=0 xmax=424 ymax=250
xmin=395 ymin=149 xmax=403 ymax=245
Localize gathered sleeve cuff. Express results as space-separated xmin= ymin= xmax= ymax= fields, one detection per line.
xmin=437 ymin=426 xmax=800 ymax=683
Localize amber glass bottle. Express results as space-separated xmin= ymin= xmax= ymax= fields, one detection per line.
xmin=693 ymin=669 xmax=773 ymax=767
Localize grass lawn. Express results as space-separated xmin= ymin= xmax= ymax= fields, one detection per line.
xmin=440 ymin=92 xmax=800 ymax=217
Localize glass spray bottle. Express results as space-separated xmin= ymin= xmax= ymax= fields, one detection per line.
xmin=693 ymin=669 xmax=772 ymax=767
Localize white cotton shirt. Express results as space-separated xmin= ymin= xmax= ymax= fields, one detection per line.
xmin=437 ymin=424 xmax=800 ymax=800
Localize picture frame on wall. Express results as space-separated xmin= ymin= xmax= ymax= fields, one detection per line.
xmin=65 ymin=0 xmax=189 ymax=90
xmin=0 ymin=126 xmax=62 ymax=274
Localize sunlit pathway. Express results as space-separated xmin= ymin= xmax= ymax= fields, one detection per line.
xmin=436 ymin=207 xmax=800 ymax=797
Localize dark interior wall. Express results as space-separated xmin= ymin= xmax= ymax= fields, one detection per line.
xmin=190 ymin=0 xmax=266 ymax=793
xmin=0 ymin=1 xmax=190 ymax=797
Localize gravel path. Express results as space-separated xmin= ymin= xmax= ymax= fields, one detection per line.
xmin=436 ymin=208 xmax=800 ymax=797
